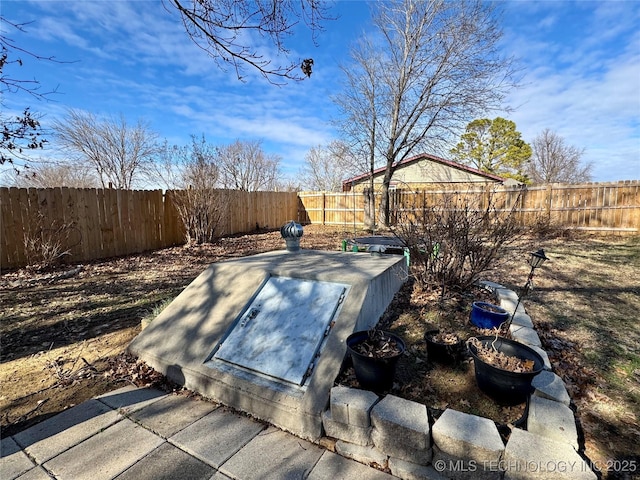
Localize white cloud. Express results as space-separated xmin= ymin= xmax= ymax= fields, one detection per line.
xmin=499 ymin=2 xmax=640 ymax=181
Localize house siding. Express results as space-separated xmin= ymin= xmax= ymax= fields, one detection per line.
xmin=347 ymin=158 xmax=501 ymax=192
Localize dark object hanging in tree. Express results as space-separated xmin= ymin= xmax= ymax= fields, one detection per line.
xmin=301 ymin=58 xmax=314 ymax=77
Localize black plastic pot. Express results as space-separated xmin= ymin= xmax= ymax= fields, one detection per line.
xmin=470 ymin=302 xmax=510 ymax=329
xmin=468 ymin=336 xmax=544 ymax=405
xmin=346 ymin=330 xmax=405 ymax=392
xmin=424 ymin=329 xmax=464 ymax=364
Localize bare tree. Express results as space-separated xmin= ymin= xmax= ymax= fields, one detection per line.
xmin=334 ymin=0 xmax=518 ymax=225
xmin=167 ymin=0 xmax=333 ymax=84
xmin=11 ymin=160 xmax=97 ymax=188
xmin=216 ymin=139 xmax=280 ymax=191
xmin=275 ymin=177 xmax=302 ymax=192
xmin=53 ymin=110 xmax=160 ymax=189
xmin=300 ymin=141 xmax=357 ymax=191
xmin=334 ymin=34 xmax=384 ymax=226
xmin=527 ymin=129 xmax=592 ymax=184
xmin=173 ymin=141 xmax=226 ymax=244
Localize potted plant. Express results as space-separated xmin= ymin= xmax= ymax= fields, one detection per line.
xmin=346 ymin=329 xmax=405 ymax=392
xmin=467 ymin=336 xmax=544 ymax=405
xmin=470 ymin=301 xmax=510 ymax=329
xmin=424 ymin=329 xmax=464 ymax=364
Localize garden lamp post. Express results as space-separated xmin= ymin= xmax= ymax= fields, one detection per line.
xmin=528 ymin=249 xmax=548 ymax=270
xmin=506 ymin=249 xmax=549 ymax=330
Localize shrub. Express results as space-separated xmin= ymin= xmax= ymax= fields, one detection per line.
xmin=391 ymin=187 xmax=522 ymax=294
xmin=23 ymin=213 xmax=80 ymax=270
xmin=170 ymin=188 xmax=229 ymax=245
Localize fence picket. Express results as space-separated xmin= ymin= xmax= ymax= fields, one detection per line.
xmin=1 ymin=188 xmax=299 ymax=269
xmin=2 ymin=184 xmax=637 ymax=270
xmin=298 ymin=182 xmax=640 ymax=233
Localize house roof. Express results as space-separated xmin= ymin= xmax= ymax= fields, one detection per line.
xmin=342 ymin=153 xmax=506 ymax=186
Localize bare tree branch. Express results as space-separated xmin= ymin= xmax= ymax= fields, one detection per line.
xmin=300 ymin=141 xmax=356 ymax=191
xmin=0 ymin=16 xmax=69 ymax=169
xmin=53 ymin=110 xmax=160 ymax=189
xmin=333 ymin=0 xmax=520 ymax=225
xmin=166 ymin=0 xmax=333 ymax=84
xmin=0 ymin=17 xmax=63 ymax=100
xmin=216 ymin=139 xmax=280 ymax=191
xmin=528 ymin=129 xmax=592 ymax=184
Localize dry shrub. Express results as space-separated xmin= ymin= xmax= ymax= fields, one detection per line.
xmin=23 ymin=213 xmax=80 ymax=270
xmin=528 ymin=213 xmax=568 ymax=239
xmin=170 ymin=188 xmax=229 ymax=245
xmin=391 ymin=188 xmax=522 ymax=293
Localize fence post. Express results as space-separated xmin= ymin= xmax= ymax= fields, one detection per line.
xmin=483 ymin=183 xmax=492 ymax=211
xmin=545 ymin=184 xmax=553 ymax=220
xmin=322 ymin=192 xmax=326 ymax=225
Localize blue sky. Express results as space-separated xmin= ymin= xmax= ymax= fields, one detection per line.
xmin=2 ymin=0 xmax=639 ymax=184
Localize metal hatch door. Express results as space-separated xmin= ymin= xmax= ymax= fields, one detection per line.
xmin=212 ymin=276 xmax=349 ymax=386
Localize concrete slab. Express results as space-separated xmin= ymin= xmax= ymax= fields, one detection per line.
xmin=13 ymin=399 xmax=120 ymax=464
xmin=128 ymin=250 xmax=407 ymax=440
xmin=1 ymin=436 xmax=35 ymax=480
xmin=322 ymin=409 xmax=372 ymax=446
xmin=43 ymin=418 xmax=164 ymax=480
xmin=330 ymin=386 xmax=379 ymax=427
xmin=477 ymin=280 xmax=506 ymax=292
xmin=169 ymin=408 xmax=265 ymax=469
xmin=532 ymin=371 xmax=571 ymax=406
xmin=371 ymin=428 xmax=432 ymax=465
xmin=209 ymin=471 xmax=235 ymax=480
xmin=370 ymin=395 xmax=430 ymax=450
xmin=496 ymin=290 xmax=526 ymax=315
xmin=113 ymin=442 xmax=215 ymax=480
xmin=511 ymin=312 xmax=534 ymax=329
xmin=219 ymin=426 xmax=325 ymax=480
xmin=527 ymin=396 xmax=578 ymax=449
xmin=96 ymin=385 xmax=167 ymax=414
xmin=209 ymin=472 xmax=233 ymax=480
xmin=129 ymin=394 xmax=218 ymax=438
xmin=432 ymin=447 xmax=501 ymax=480
xmin=503 ymin=428 xmax=596 ymax=480
xmin=308 ymin=450 xmax=395 ymax=480
xmin=14 ymin=466 xmax=53 ymax=480
xmin=509 ymin=325 xmax=542 ymax=347
xmin=431 ymin=409 xmax=504 ymax=462
xmin=529 ymin=345 xmax=552 ymax=370
xmin=389 ymin=457 xmax=449 ymax=480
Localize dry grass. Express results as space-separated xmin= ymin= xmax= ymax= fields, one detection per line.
xmin=516 ymin=234 xmax=640 ymax=476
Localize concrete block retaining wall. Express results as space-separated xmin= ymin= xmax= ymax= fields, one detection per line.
xmin=322 ymin=282 xmax=597 ymax=480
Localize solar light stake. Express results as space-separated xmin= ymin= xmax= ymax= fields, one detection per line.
xmin=505 ymin=249 xmax=549 ymax=331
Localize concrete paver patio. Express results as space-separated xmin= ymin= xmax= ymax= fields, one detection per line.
xmin=1 ymin=385 xmax=397 ymax=480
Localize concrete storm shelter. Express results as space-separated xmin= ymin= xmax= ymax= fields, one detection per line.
xmin=128 ymin=240 xmax=407 ymax=440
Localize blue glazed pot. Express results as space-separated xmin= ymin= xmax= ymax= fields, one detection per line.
xmin=470 ymin=302 xmax=509 ymax=329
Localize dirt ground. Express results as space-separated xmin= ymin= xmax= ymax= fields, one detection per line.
xmin=1 ymin=225 xmax=638 ymax=479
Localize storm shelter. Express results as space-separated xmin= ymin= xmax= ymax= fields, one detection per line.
xmin=128 ymin=249 xmax=407 ymax=440
xmin=209 ymin=276 xmax=349 ymax=386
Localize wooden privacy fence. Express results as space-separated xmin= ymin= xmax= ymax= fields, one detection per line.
xmin=1 ymin=187 xmax=298 ymax=270
xmin=2 ymin=182 xmax=638 ymax=269
xmin=297 ymin=181 xmax=640 ymax=233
